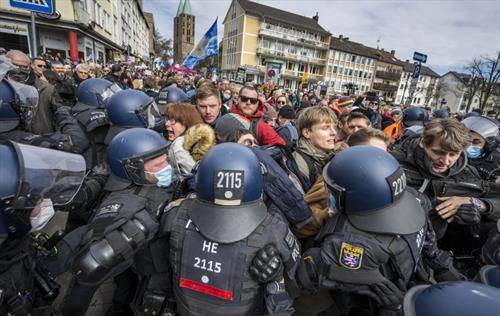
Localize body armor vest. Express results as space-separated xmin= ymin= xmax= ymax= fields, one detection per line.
xmin=168 ymin=199 xmax=299 ymax=316
xmin=317 ymin=214 xmax=426 ymax=292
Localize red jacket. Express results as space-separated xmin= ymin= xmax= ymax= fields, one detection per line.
xmin=230 ymin=104 xmax=286 ymax=146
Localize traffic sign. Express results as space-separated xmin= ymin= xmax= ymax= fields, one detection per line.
xmin=9 ymin=0 xmax=54 ymax=14
xmin=413 ymin=51 xmax=427 ymax=63
xmin=412 ymin=63 xmax=421 ymax=79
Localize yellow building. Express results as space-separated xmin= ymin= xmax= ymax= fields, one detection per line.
xmin=222 ymin=0 xmax=331 ymax=90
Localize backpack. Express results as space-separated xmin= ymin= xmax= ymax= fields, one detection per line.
xmin=276 ymin=122 xmax=299 ymax=149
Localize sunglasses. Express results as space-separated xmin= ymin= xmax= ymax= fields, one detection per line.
xmin=276 ymin=101 xmax=286 ymax=105
xmin=240 ymin=96 xmax=258 ymax=104
xmin=35 ymin=64 xmax=47 ymax=68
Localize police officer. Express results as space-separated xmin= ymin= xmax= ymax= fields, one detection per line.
xmin=0 ymin=60 xmax=89 ymax=155
xmin=401 ymin=106 xmax=430 ymax=139
xmin=290 ymin=146 xmax=463 ymax=316
xmin=0 ymin=140 xmax=86 ymax=315
xmin=155 ymin=143 xmax=300 ymax=316
xmin=104 ymin=89 xmax=166 ymax=144
xmin=461 ymin=115 xmax=500 ymax=183
xmin=60 ymin=128 xmax=176 ymax=316
xmin=157 ymin=85 xmax=190 ymax=112
xmin=403 ymin=281 xmax=500 ymax=316
xmin=72 ymin=77 xmax=121 ymax=169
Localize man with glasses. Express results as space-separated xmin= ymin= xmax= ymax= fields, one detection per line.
xmin=231 ymin=85 xmax=285 ymax=146
xmin=31 ymin=57 xmax=48 ymax=81
xmin=6 ymin=50 xmax=63 ymax=134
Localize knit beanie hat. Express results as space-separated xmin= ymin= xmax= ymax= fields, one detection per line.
xmin=278 ymin=106 xmax=296 ymax=119
xmin=214 ymin=113 xmax=250 ymax=143
xmin=338 ymin=96 xmax=354 ymax=108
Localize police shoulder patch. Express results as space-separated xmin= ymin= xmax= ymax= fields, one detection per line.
xmin=97 ymin=203 xmax=122 ymax=216
xmin=339 ymin=242 xmax=364 ymax=270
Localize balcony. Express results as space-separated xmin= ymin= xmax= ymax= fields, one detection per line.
xmin=257 ymin=48 xmax=326 ymax=66
xmin=281 ymin=69 xmax=322 ymax=81
xmin=375 ymin=71 xmax=401 ymax=81
xmin=259 ymin=26 xmax=329 ymax=50
xmin=74 ymin=3 xmax=92 ymax=26
xmin=372 ymin=83 xmax=399 ymax=92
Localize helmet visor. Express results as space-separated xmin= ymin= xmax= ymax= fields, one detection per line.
xmin=14 ymin=143 xmax=86 ymax=209
xmin=136 ymin=99 xmax=165 ymax=130
xmin=98 ymin=83 xmax=122 ymax=107
xmin=0 ymin=55 xmax=15 ymax=82
xmin=8 ymin=80 xmax=38 ymax=131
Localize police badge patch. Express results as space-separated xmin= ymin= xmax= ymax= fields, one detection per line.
xmin=339 ymin=242 xmax=364 ymax=270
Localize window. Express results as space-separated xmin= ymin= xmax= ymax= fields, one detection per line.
xmin=348 ymin=69 xmax=353 ymax=76
xmin=354 ymin=70 xmax=358 ymax=77
xmin=351 ymin=55 xmax=356 ymax=62
xmin=344 ymin=68 xmax=348 ymax=75
xmin=361 ymin=57 xmax=365 ymax=65
xmin=400 ymin=84 xmax=404 ymax=89
xmin=333 ymin=66 xmax=338 ymax=74
xmin=334 ymin=51 xmax=339 ymax=59
xmin=359 ymin=71 xmax=363 ymax=78
xmin=328 ymin=66 xmax=332 ymax=73
xmin=338 ymin=67 xmax=343 ymax=75
xmin=340 ymin=52 xmax=345 ymax=61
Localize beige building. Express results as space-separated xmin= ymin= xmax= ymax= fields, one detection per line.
xmin=396 ymin=60 xmax=439 ymax=106
xmin=221 ymin=0 xmax=331 ymax=89
xmin=0 ymin=0 xmax=150 ymax=62
xmin=326 ymin=35 xmax=376 ymax=95
xmin=371 ymin=49 xmax=404 ymax=102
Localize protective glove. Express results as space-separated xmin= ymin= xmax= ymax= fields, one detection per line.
xmin=454 ymin=204 xmax=481 ymax=225
xmin=249 ymin=243 xmax=283 ymax=283
xmin=369 ymin=280 xmax=404 ymax=311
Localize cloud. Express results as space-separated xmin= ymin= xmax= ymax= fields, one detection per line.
xmin=144 ymin=0 xmax=500 ymax=74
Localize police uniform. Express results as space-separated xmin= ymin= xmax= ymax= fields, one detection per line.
xmin=138 ymin=143 xmax=301 ymax=316
xmin=159 ymin=198 xmax=299 ymax=316
xmin=0 ymin=141 xmax=86 ymax=315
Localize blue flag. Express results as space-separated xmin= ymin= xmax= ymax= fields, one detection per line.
xmin=182 ymin=19 xmax=218 ymax=69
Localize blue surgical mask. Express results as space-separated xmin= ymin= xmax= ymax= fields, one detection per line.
xmin=466 ymin=146 xmax=482 ymax=159
xmin=150 ymin=165 xmax=173 ymax=187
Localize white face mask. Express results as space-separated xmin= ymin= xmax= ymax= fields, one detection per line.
xmin=30 ymin=199 xmax=55 ymax=232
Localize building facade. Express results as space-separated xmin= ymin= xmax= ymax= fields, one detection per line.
xmin=371 ymin=49 xmax=403 ymax=102
xmin=438 ymin=72 xmax=500 ymax=113
xmin=221 ymin=0 xmax=331 ymax=90
xmin=0 ymin=0 xmax=150 ymax=62
xmin=144 ymin=12 xmax=155 ymax=58
xmin=325 ymin=35 xmax=376 ymax=95
xmin=173 ymin=0 xmax=195 ymax=64
xmin=395 ymin=60 xmax=439 ymax=106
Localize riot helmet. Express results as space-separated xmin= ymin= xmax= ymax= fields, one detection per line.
xmin=158 ymin=86 xmax=189 ymax=111
xmin=433 ymin=108 xmax=449 ymax=119
xmin=465 ymin=111 xmax=481 ymax=118
xmin=105 ymin=89 xmax=165 ymax=144
xmin=462 ymin=116 xmax=499 ymax=143
xmin=403 ymin=281 xmax=500 ymax=316
xmin=478 ymin=265 xmax=500 ymax=289
xmin=106 ymin=128 xmax=170 ymax=190
xmin=0 ymin=79 xmax=38 ymax=132
xmin=76 ymin=78 xmax=121 ymax=108
xmin=323 ymin=146 xmax=425 ymax=234
xmin=402 ymin=106 xmax=429 ymax=127
xmin=0 ymin=141 xmax=85 ymax=238
xmin=189 ymin=143 xmax=267 ymax=243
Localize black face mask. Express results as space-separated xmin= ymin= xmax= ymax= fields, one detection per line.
xmin=7 ymin=68 xmax=31 ymax=83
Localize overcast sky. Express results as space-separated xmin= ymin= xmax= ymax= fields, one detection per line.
xmin=144 ymin=0 xmax=500 ymax=75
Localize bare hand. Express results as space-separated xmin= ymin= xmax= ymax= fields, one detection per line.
xmin=435 ymin=196 xmax=471 ymax=222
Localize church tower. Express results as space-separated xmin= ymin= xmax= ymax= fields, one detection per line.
xmin=174 ymin=0 xmax=195 ymax=64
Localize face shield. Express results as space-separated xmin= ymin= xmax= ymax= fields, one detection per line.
xmin=325 ymin=180 xmax=346 ymax=213
xmin=0 ymin=55 xmax=15 ymax=82
xmin=6 ymin=142 xmax=86 ymax=210
xmin=97 ymin=83 xmax=121 ymax=108
xmin=8 ymin=80 xmax=39 ymax=132
xmin=136 ymin=98 xmax=166 ymax=132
